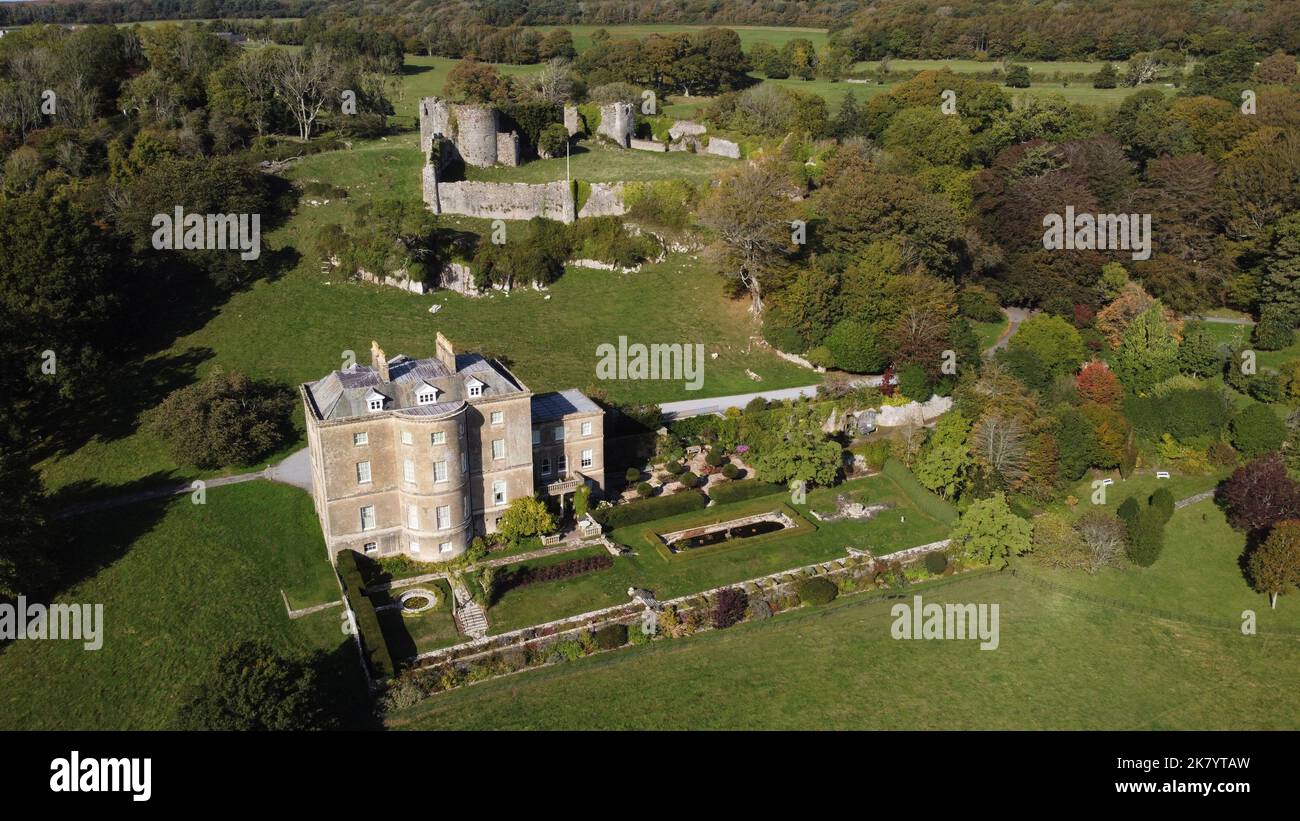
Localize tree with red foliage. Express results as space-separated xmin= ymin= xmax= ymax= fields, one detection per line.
xmin=1075 ymin=360 xmax=1123 ymax=405
xmin=881 ymin=365 xmax=897 ymax=397
xmin=1216 ymin=454 xmax=1300 ymax=535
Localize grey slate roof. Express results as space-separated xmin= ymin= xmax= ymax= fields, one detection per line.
xmin=530 ymin=388 xmax=602 ymax=423
xmin=304 ymin=352 xmax=524 ymax=421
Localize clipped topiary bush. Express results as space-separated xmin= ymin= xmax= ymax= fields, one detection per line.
xmin=705 ymin=450 xmax=725 ymax=468
xmin=664 ymin=460 xmax=685 ymax=475
xmin=679 ymin=471 xmax=699 ymax=488
xmin=924 ymin=551 xmax=949 ymax=575
xmin=636 ymin=481 xmax=653 ymax=498
xmin=795 ymin=576 xmax=838 ymax=606
xmin=721 ymin=463 xmax=740 ymax=479
xmin=625 ymin=466 xmax=642 ymax=483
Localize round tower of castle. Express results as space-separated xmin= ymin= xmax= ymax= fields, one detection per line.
xmin=452 ymin=104 xmax=501 ymax=168
xmin=392 ymin=403 xmax=474 ymax=561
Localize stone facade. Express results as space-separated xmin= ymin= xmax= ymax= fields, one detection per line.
xmin=577 ymin=181 xmax=628 ymax=219
xmin=563 ymin=105 xmax=581 ymax=136
xmin=301 ymin=335 xmax=605 ymax=564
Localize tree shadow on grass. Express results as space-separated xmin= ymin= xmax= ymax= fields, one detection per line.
xmin=33 ymin=346 xmax=215 ymax=466
xmin=311 ymin=639 xmax=386 ymax=730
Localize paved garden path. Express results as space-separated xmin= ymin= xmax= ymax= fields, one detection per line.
xmin=55 ymin=448 xmax=313 ymax=518
xmin=985 ymin=306 xmax=1034 ymax=356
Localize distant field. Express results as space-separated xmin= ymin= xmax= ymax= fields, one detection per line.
xmin=531 ymin=24 xmax=828 ymax=53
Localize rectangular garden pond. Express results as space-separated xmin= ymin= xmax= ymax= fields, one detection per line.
xmin=659 ymin=510 xmax=797 ymax=553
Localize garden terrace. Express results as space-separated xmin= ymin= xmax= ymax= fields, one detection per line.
xmin=476 ymin=471 xmax=954 ymax=635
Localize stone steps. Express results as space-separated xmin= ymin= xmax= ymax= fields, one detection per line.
xmin=456 ymin=601 xmax=489 ymax=639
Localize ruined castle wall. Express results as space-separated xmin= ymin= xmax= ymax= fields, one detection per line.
xmin=597 ymin=102 xmax=634 ymax=148
xmin=705 ymin=137 xmax=741 ymax=158
xmin=435 ymin=180 xmax=576 ymax=223
xmin=496 ymin=131 xmax=521 ymax=166
xmin=630 ymin=137 xmax=666 ymax=152
xmin=577 ymin=182 xmax=627 ymax=218
xmin=419 ymin=97 xmax=450 ymax=155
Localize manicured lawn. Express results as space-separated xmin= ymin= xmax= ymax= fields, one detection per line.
xmin=0 ymin=481 xmax=348 ymax=730
xmin=388 ymin=569 xmax=1300 ymax=730
xmin=375 ymin=579 xmax=462 ymax=659
xmin=480 ymin=473 xmax=951 ymax=634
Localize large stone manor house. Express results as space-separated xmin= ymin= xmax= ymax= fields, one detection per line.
xmin=300 ymin=333 xmax=605 ymax=563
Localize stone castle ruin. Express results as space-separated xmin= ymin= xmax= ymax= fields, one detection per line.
xmin=419 ymin=97 xmax=520 ymax=168
xmin=418 ymin=95 xmax=737 ymax=224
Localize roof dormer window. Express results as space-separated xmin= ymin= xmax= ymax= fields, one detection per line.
xmin=364 ymin=389 xmax=385 ymax=413
xmin=465 ymin=377 xmax=484 ymax=399
xmin=416 ymin=382 xmax=439 ymax=406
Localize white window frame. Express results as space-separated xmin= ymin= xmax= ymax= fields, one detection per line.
xmin=353 ymin=432 xmax=368 ymax=446
xmin=356 ymin=461 xmax=372 ymax=484
xmin=367 ymin=397 xmax=383 ymax=412
xmin=581 ymin=421 xmax=592 ymax=437
xmin=403 ymin=459 xmax=416 ymax=484
xmin=436 ymin=505 xmax=451 ymax=531
xmin=363 ymin=542 xmax=378 ymax=554
xmin=493 ymin=480 xmax=507 ymax=506
xmin=467 ymin=383 xmax=482 ymax=398
xmin=439 ymin=541 xmax=453 ymax=554
xmin=491 ymin=410 xmax=504 ymax=426
xmin=401 ymin=430 xmax=413 ymax=445
xmin=492 ymin=439 xmax=505 ymax=461
xmin=360 ymin=505 xmax=376 ymax=531
xmin=434 ymin=460 xmax=448 ymax=483
xmin=431 ymin=431 xmax=446 ymax=446
xmin=410 ymin=541 xmax=421 ymax=555
xmin=407 ymin=505 xmax=419 ymax=529
xmin=581 ymin=448 xmax=593 ymax=469
xmin=417 ymin=386 xmax=438 ymax=406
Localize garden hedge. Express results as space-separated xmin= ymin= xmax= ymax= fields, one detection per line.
xmin=595 ymin=489 xmax=708 ymax=528
xmin=336 ymin=549 xmax=396 ymax=680
xmin=795 ymin=577 xmax=838 ymax=606
xmin=707 ymin=478 xmax=786 ymax=505
xmin=881 ymin=458 xmax=959 ymax=524
xmin=498 ymin=553 xmax=614 ymax=594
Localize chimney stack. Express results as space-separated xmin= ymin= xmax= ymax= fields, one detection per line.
xmin=370 ymin=340 xmax=390 ymax=382
xmin=435 ymin=331 xmax=457 ymax=374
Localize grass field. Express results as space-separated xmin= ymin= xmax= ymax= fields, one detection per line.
xmin=464 ymin=141 xmax=734 ymax=183
xmin=479 ymin=473 xmax=952 ymax=634
xmin=530 ymin=24 xmax=828 ymax=54
xmin=389 ymin=566 xmax=1300 ymax=730
xmin=34 ymin=125 xmax=815 ymax=498
xmin=0 ymin=481 xmax=351 ymax=730
xmin=1028 ymin=497 xmax=1300 ymax=635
